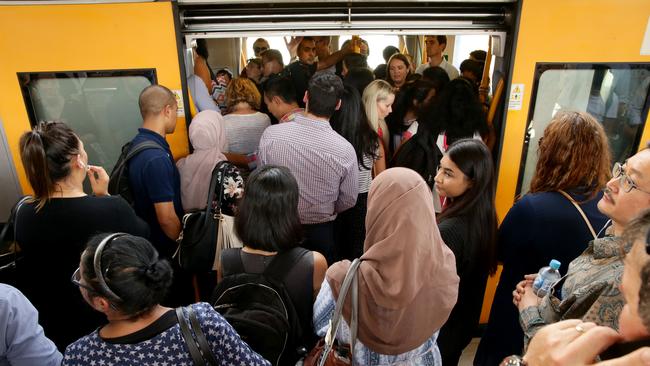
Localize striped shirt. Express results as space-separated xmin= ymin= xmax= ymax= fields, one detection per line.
xmin=258 ymin=114 xmax=359 ymax=224
xmin=223 ymin=112 xmax=271 ymax=154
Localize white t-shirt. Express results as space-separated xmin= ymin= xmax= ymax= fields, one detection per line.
xmin=415 ymin=58 xmax=459 ymax=80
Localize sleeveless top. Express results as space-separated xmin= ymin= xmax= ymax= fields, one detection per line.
xmin=222 ymin=248 xmax=316 ymax=347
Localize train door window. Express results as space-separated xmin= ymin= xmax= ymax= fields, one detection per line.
xmin=517 ymin=63 xmax=650 ymax=195
xmin=18 ymin=70 xmax=156 ymax=175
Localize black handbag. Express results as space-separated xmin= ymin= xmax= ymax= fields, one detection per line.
xmin=174 ymin=161 xmax=242 ymax=272
xmin=0 ymin=196 xmax=31 ymax=285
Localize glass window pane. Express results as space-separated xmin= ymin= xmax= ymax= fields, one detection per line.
xmin=19 ymin=71 xmax=155 ymax=180
xmin=518 ymin=64 xmax=650 ymax=195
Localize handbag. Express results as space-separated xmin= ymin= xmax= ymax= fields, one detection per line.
xmin=175 ymin=306 xmax=219 ymax=365
xmin=175 ymin=161 xmax=243 ymax=272
xmin=0 ymin=196 xmax=31 ymax=285
xmin=304 ymin=259 xmax=361 ymax=366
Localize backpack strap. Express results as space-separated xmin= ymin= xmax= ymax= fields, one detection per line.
xmin=126 ymin=140 xmax=166 ymax=160
xmin=176 ymin=307 xmax=207 ymax=365
xmin=263 ymin=247 xmax=310 ymax=282
xmin=187 ymin=306 xmax=219 ymax=365
xmin=220 ymin=248 xmax=244 ymax=277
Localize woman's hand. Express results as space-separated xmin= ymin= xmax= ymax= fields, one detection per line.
xmin=521 ymin=319 xmax=650 ymax=366
xmin=87 ymin=165 xmax=110 ymax=196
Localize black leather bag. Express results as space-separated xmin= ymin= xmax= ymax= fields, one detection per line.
xmin=174 ymin=161 xmax=242 ymax=272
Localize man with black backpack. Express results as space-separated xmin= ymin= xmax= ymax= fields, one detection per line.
xmin=113 ymin=85 xmax=192 ymax=305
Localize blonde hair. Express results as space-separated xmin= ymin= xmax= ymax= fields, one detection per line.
xmin=362 ymin=80 xmax=394 ymax=133
xmin=226 ymin=77 xmax=261 ymax=110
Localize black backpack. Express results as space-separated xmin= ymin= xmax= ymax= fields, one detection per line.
xmin=108 ymin=141 xmax=166 ymax=205
xmin=212 ymin=247 xmax=309 ymax=366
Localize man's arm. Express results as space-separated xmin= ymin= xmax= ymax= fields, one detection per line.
xmin=154 ymin=201 xmax=181 ymax=241
xmin=316 ymin=42 xmax=355 ymax=71
xmin=1 ymin=285 xmax=62 ymax=366
xmin=335 ymin=154 xmax=359 ymax=213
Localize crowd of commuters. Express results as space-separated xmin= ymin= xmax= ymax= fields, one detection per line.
xmin=2 ymin=33 xmax=650 ymax=366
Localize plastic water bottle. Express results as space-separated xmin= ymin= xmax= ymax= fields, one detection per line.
xmin=532 ymin=259 xmax=561 ymax=297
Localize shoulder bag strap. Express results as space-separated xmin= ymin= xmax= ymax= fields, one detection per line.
xmin=187 ymin=306 xmax=219 ymax=365
xmin=319 ymin=258 xmax=362 ymax=366
xmin=557 ymin=190 xmax=597 ymax=239
xmin=175 ymin=307 xmax=206 ymax=366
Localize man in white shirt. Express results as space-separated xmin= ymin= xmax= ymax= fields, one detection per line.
xmin=415 ymin=35 xmax=459 ymax=80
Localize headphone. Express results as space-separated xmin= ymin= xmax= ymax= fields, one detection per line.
xmin=93 ymin=232 xmax=127 ymax=302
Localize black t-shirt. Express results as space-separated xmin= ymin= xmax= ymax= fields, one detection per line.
xmin=15 ymin=195 xmax=149 ymax=350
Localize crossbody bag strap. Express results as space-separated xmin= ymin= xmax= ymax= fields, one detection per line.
xmin=320 ymin=258 xmax=362 ymax=366
xmin=557 ymin=190 xmax=597 ymax=239
xmin=187 ymin=306 xmax=219 ymax=365
xmin=176 ymin=307 xmax=206 ymax=366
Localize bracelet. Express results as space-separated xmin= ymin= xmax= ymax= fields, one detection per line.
xmin=500 ymin=355 xmax=528 ymax=366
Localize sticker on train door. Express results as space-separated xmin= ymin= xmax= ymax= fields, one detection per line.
xmin=172 ymin=90 xmax=185 ymax=117
xmin=508 ymin=83 xmax=524 ymax=110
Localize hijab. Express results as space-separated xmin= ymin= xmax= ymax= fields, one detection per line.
xmin=326 ymin=167 xmax=459 ymax=355
xmin=177 ymin=110 xmax=227 ymax=211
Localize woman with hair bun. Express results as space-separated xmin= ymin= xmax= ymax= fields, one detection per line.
xmin=63 ymin=233 xmax=269 ymax=365
xmin=15 ymin=121 xmax=149 ymax=350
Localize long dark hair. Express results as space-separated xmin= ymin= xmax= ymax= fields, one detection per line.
xmin=387 ymin=79 xmax=436 ymax=137
xmin=19 ymin=121 xmax=80 ymax=210
xmin=330 ymin=85 xmax=380 ymax=169
xmin=419 ymin=77 xmax=487 ymax=145
xmin=438 ymin=139 xmax=498 ymax=275
xmin=235 ymin=165 xmax=303 ymax=252
xmin=82 ymin=234 xmax=173 ymax=317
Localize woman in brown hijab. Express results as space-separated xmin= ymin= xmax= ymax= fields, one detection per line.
xmin=312 ymin=167 xmax=459 ymax=365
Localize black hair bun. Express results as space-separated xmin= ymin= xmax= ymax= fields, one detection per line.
xmin=142 ymin=259 xmax=173 ymax=289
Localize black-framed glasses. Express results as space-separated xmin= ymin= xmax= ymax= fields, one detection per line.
xmin=71 ymin=267 xmax=95 ymax=293
xmin=612 ymin=162 xmax=650 ymax=194
xmin=253 ymin=46 xmax=268 ymax=53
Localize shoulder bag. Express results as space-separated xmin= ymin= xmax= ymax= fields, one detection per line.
xmin=0 ymin=196 xmax=31 ymax=285
xmin=304 ymin=258 xmax=361 ymax=366
xmin=175 ymin=161 xmax=243 ymax=272
xmin=176 ymin=306 xmax=219 ymax=365
xmin=557 ymin=190 xmax=597 ymax=239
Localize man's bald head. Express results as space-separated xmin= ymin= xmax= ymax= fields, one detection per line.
xmin=138 ymin=85 xmax=177 ymax=119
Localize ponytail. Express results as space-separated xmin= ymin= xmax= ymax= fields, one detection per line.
xmin=18 ymin=121 xmax=80 ymax=211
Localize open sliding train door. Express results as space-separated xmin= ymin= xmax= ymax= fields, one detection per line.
xmin=176 ymin=0 xmax=519 ymax=324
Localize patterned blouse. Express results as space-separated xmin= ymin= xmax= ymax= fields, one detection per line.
xmin=519 ymin=234 xmax=628 ymax=345
xmin=313 ymin=280 xmax=442 ymax=366
xmin=62 ymin=302 xmax=270 ymax=366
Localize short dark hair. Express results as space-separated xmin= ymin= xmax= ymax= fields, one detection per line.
xmin=422 ymin=66 xmax=451 ymax=92
xmin=299 ymin=36 xmax=315 ymax=51
xmin=436 ymin=35 xmax=448 ymax=46
xmin=343 ymin=53 xmax=368 ymax=70
xmin=382 ymin=46 xmax=400 ymax=63
xmin=460 ymin=59 xmax=484 ymax=79
xmin=306 ymin=73 xmax=344 ymax=118
xmin=344 ymin=67 xmax=375 ymax=96
xmin=263 ymin=76 xmax=297 ymax=104
xmin=138 ymin=84 xmax=176 ymax=118
xmin=261 ymin=49 xmax=284 ymax=67
xmin=470 ymin=50 xmax=487 ymax=62
xmin=82 ymin=234 xmax=173 ymax=316
xmin=235 ymin=166 xmax=303 ymax=252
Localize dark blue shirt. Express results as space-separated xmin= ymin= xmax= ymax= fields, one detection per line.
xmin=128 ymin=128 xmax=183 ymax=256
xmin=474 ymin=190 xmax=609 ymax=366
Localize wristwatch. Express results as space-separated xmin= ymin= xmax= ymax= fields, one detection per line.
xmin=500 ymin=355 xmax=528 ymax=366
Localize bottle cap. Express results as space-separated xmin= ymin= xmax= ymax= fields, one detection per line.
xmin=550 ymin=259 xmax=561 ymax=270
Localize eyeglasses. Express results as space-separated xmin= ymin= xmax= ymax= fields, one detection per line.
xmin=253 ymin=47 xmax=268 ymax=53
xmin=71 ymin=267 xmax=96 ymax=293
xmin=612 ymin=162 xmax=650 ymax=194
